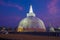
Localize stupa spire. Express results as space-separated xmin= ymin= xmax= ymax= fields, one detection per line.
xmin=27 ymin=5 xmax=35 ymax=17
xmin=29 ymin=5 xmax=33 ymax=13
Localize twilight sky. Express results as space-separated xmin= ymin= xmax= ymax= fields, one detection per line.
xmin=0 ymin=0 xmax=60 ymax=28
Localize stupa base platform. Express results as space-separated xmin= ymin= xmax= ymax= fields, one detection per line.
xmin=0 ymin=32 xmax=60 ymax=40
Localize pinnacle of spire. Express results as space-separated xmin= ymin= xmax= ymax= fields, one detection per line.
xmin=27 ymin=5 xmax=35 ymax=17
xmin=29 ymin=5 xmax=33 ymax=13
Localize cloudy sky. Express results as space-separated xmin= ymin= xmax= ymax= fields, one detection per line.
xmin=0 ymin=0 xmax=60 ymax=28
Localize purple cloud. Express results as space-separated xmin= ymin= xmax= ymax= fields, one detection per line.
xmin=0 ymin=1 xmax=23 ymax=11
xmin=47 ymin=0 xmax=58 ymax=14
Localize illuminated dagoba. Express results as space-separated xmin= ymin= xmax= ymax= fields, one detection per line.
xmin=17 ymin=5 xmax=46 ymax=32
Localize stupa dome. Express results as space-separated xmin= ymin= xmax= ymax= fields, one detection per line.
xmin=17 ymin=5 xmax=46 ymax=32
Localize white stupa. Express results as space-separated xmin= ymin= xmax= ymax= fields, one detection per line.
xmin=17 ymin=5 xmax=46 ymax=32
